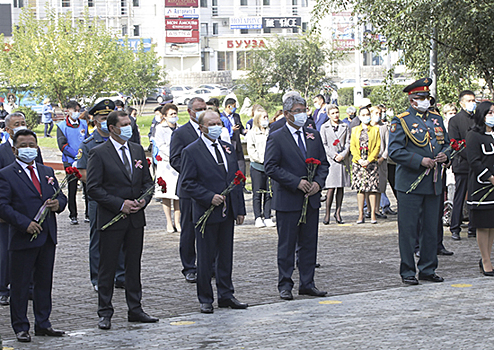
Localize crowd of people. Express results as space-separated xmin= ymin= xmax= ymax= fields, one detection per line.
xmin=0 ymin=77 xmax=494 ymax=342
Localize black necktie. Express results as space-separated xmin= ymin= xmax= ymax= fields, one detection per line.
xmin=212 ymin=143 xmax=227 ymax=177
xmin=121 ymin=145 xmax=132 ymax=177
xmin=295 ymin=130 xmax=307 ymax=159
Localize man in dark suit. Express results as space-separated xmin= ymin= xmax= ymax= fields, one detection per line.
xmin=270 ymin=92 xmax=316 ymax=133
xmin=221 ymin=98 xmax=250 ymax=194
xmin=311 ymin=94 xmax=329 ymax=131
xmin=86 ymin=111 xmax=158 ymax=330
xmin=0 ymin=112 xmax=44 ymax=307
xmin=181 ymin=110 xmax=247 ymax=314
xmin=264 ymin=95 xmax=329 ymax=301
xmin=170 ymin=97 xmax=206 ymax=283
xmin=0 ymin=129 xmax=67 ymax=342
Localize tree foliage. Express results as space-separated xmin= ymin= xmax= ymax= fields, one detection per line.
xmin=314 ymin=0 xmax=494 ymax=102
xmin=242 ymin=33 xmax=341 ymax=103
xmin=0 ymin=7 xmax=164 ymax=109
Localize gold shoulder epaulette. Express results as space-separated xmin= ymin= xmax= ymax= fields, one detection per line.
xmin=397 ymin=112 xmax=410 ymax=119
xmin=429 ymin=110 xmax=440 ymax=116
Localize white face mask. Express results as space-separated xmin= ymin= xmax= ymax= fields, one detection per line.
xmin=371 ymin=115 xmax=381 ymax=124
xmin=314 ymin=103 xmax=320 ymax=110
xmin=360 ymin=115 xmax=371 ymax=124
xmin=414 ymin=99 xmax=430 ymax=112
xmin=292 ymin=112 xmax=308 ymax=127
xmin=465 ymin=101 xmax=476 ymax=113
xmin=260 ymin=120 xmax=269 ymax=128
xmin=167 ymin=116 xmax=178 ymax=124
xmin=485 ymin=115 xmax=494 ymax=127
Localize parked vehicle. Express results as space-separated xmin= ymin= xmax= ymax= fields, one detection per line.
xmin=146 ymin=87 xmax=174 ymax=104
xmin=174 ymin=88 xmax=214 ymax=105
xmin=197 ymin=84 xmax=229 ymax=96
xmin=170 ymin=85 xmax=193 ymax=100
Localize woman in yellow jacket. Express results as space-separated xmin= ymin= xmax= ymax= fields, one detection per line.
xmin=350 ymin=107 xmax=381 ymax=224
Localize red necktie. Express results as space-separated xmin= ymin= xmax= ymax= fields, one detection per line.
xmin=27 ymin=165 xmax=42 ymax=196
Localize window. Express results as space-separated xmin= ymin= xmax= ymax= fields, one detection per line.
xmin=240 ymin=29 xmax=248 ymax=34
xmin=133 ymin=0 xmax=139 ymax=6
xmin=212 ymin=0 xmax=218 ymax=16
xmin=122 ymin=25 xmax=127 ymax=36
xmin=292 ymin=27 xmax=298 ymax=33
xmin=201 ymin=23 xmax=208 ymax=36
xmin=263 ymin=0 xmax=270 ymax=5
xmin=240 ymin=0 xmax=247 ymax=6
xmin=13 ymin=0 xmax=18 ymax=7
xmin=263 ymin=27 xmax=270 ymax=34
xmin=88 ymin=0 xmax=94 ymax=7
xmin=61 ymin=0 xmax=70 ymax=7
xmin=237 ymin=51 xmax=253 ymax=70
xmin=301 ymin=0 xmax=308 ymax=7
xmin=363 ymin=52 xmax=384 ymax=66
xmin=121 ymin=0 xmax=127 ymax=15
xmin=213 ymin=23 xmax=218 ymax=35
xmin=133 ymin=25 xmax=140 ymax=36
xmin=201 ymin=0 xmax=207 ymax=7
xmin=302 ymin=22 xmax=308 ymax=33
xmin=217 ymin=52 xmax=233 ymax=71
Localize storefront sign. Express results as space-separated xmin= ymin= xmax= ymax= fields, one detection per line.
xmin=166 ymin=30 xmax=200 ymax=43
xmin=165 ymin=42 xmax=200 ymax=55
xmin=229 ymin=17 xmax=262 ymax=30
xmin=225 ymin=38 xmax=266 ymax=49
xmin=165 ymin=7 xmax=199 ymax=18
xmin=165 ymin=19 xmax=199 ymax=30
xmin=262 ymin=17 xmax=301 ymax=29
xmin=118 ymin=38 xmax=152 ymax=52
xmin=165 ymin=0 xmax=198 ymax=6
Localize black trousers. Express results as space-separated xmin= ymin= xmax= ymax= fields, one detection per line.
xmin=276 ymin=207 xmax=318 ymax=292
xmin=250 ymin=167 xmax=272 ymax=219
xmin=450 ymin=173 xmax=473 ymax=235
xmin=195 ymin=218 xmax=235 ymax=304
xmin=98 ymin=223 xmax=144 ymax=318
xmin=387 ymin=163 xmax=397 ymax=200
xmin=0 ymin=222 xmax=9 ymax=297
xmin=179 ymin=198 xmax=196 ymax=275
xmin=10 ymin=239 xmax=55 ymax=333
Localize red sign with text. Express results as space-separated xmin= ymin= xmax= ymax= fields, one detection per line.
xmin=165 ymin=0 xmax=198 ymax=6
xmin=166 ymin=30 xmax=200 ymax=43
xmin=165 ymin=19 xmax=199 ymax=30
xmin=226 ymin=39 xmax=266 ymax=49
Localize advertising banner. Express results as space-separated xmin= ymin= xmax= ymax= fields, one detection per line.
xmin=165 ymin=0 xmax=198 ymax=6
xmin=262 ymin=17 xmax=301 ymax=29
xmin=229 ymin=17 xmax=262 ymax=30
xmin=165 ymin=42 xmax=200 ymax=55
xmin=165 ymin=7 xmax=199 ymax=18
xmin=165 ymin=19 xmax=199 ymax=30
xmin=166 ymin=30 xmax=200 ymax=43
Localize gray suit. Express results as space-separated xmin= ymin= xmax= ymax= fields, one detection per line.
xmin=320 ymin=120 xmax=351 ymax=188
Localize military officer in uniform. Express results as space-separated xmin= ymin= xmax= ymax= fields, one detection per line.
xmin=77 ymin=99 xmax=125 ymax=291
xmin=388 ymin=78 xmax=450 ymax=285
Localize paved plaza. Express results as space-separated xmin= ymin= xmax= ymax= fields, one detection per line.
xmin=0 ymin=174 xmax=489 ymax=349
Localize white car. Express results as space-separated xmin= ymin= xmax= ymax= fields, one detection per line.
xmin=197 ymin=84 xmax=229 ymax=96
xmin=170 ymin=85 xmax=193 ymax=100
xmin=175 ymin=89 xmax=214 ymax=105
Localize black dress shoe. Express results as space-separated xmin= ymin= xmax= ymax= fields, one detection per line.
xmin=468 ymin=230 xmax=477 ymax=238
xmin=478 ymin=259 xmax=494 ymax=276
xmin=451 ymin=232 xmax=461 ymax=240
xmin=0 ymin=295 xmax=9 ymax=305
xmin=320 ymin=195 xmax=327 ymax=202
xmin=437 ymin=248 xmax=454 ymax=256
xmin=16 ymin=330 xmax=31 ymax=342
xmin=243 ymin=188 xmax=252 ymax=194
xmin=279 ymin=290 xmax=293 ymax=300
xmin=185 ymin=272 xmax=197 ymax=283
xmin=70 ymin=217 xmax=79 ymax=225
xmin=418 ymin=273 xmax=444 ymax=282
xmin=35 ymin=327 xmax=65 ymax=337
xmin=365 ymin=212 xmax=371 ymax=219
xmin=299 ymin=287 xmax=327 ymax=297
xmin=322 ymin=218 xmax=329 ymax=225
xmin=383 ymin=207 xmax=397 ymax=215
xmin=128 ymin=312 xmax=159 ymax=323
xmin=333 ymin=213 xmax=344 ymax=224
xmin=114 ymin=281 xmax=125 ymax=289
xmin=218 ymin=297 xmax=248 ymax=309
xmin=98 ymin=317 xmax=111 ymax=330
xmin=200 ymin=303 xmax=214 ymax=313
xmin=315 ymin=263 xmax=321 ymax=268
xmin=375 ymin=212 xmax=387 ymax=219
xmin=84 ymin=216 xmax=90 ymax=223
xmin=401 ymin=276 xmax=419 ymax=285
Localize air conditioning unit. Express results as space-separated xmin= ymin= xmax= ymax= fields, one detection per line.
xmin=222 ymin=20 xmax=228 ymax=26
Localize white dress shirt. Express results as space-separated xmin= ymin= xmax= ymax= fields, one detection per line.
xmin=110 ymin=136 xmax=133 ymax=174
xmin=190 ymin=119 xmax=201 ymax=137
xmin=286 ymin=123 xmax=307 ymax=149
xmin=16 ymin=158 xmax=40 ymax=183
xmin=201 ymin=134 xmax=228 ymax=172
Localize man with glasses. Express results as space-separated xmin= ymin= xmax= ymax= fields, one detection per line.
xmin=170 ymin=97 xmax=207 ymax=284
xmin=389 ymin=78 xmax=450 ymax=285
xmin=448 ymin=90 xmax=477 ymax=241
xmin=265 ymin=95 xmax=329 ymax=300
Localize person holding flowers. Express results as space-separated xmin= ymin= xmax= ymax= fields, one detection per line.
xmin=350 ymin=106 xmax=381 ymax=224
xmin=0 ymin=129 xmax=67 ymax=342
xmin=320 ymin=104 xmax=351 ymax=224
xmin=86 ymin=111 xmax=157 ymax=330
xmin=466 ymin=101 xmax=494 ymax=276
xmin=388 ymin=77 xmax=450 ymax=286
xmin=264 ymin=95 xmax=329 ymax=301
xmin=180 ymin=110 xmax=246 ymax=314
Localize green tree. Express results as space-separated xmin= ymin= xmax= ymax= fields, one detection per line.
xmin=243 ymin=32 xmax=341 ymax=103
xmin=0 ymin=7 xmax=164 ymax=110
xmin=314 ymin=0 xmax=494 ymax=102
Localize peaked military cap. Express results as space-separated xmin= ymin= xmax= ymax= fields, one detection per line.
xmin=88 ymin=99 xmax=115 ymax=116
xmin=403 ymin=77 xmax=432 ymax=96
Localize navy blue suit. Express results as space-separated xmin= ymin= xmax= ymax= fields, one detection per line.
xmin=180 ymin=137 xmax=245 ymax=304
xmin=0 ymin=141 xmax=43 ymax=299
xmin=170 ymin=121 xmax=200 ymax=276
xmin=312 ymin=108 xmax=329 ymax=131
xmin=0 ymin=161 xmax=66 ymax=334
xmin=264 ymin=125 xmax=329 ymax=292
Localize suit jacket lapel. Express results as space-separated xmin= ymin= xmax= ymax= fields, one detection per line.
xmin=13 ymin=162 xmax=41 ymax=197
xmin=303 ymin=127 xmax=317 ymax=159
xmin=107 ymin=141 xmax=132 ymax=182
xmin=186 ymin=122 xmax=200 ymax=140
xmin=199 ymin=138 xmax=226 ymax=178
xmin=282 ymin=126 xmax=305 ymax=162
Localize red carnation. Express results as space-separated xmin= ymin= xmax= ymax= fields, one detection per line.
xmin=235 ymin=170 xmax=246 ymax=182
xmin=305 ymin=158 xmax=316 ymax=164
xmin=157 ymin=177 xmax=167 ymax=193
xmin=156 ymin=155 xmax=162 ymax=162
xmin=333 ymin=139 xmax=340 ymax=146
xmin=147 ymin=158 xmax=151 ymax=167
xmin=73 ymin=168 xmax=82 ymax=179
xmin=313 ymin=159 xmax=321 ymax=166
xmin=65 ymin=167 xmax=74 ymax=175
xmin=234 ymin=178 xmax=241 ymax=185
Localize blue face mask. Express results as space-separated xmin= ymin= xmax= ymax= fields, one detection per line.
xmin=13 ymin=125 xmax=27 ymax=136
xmin=17 ymin=147 xmax=38 ymax=163
xmin=100 ymin=120 xmax=109 ymax=133
xmin=71 ymin=112 xmax=80 ymax=120
xmin=207 ymin=125 xmax=223 ymax=139
xmin=465 ymin=102 xmax=476 ymax=113
xmin=231 ymin=107 xmax=237 ymax=114
xmin=486 ymin=115 xmax=494 ymax=127
xmin=117 ymin=125 xmax=133 ymax=141
xmin=292 ymin=112 xmax=308 ymax=127
xmin=360 ymin=115 xmax=371 ymax=124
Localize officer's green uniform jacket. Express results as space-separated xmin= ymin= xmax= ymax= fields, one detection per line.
xmin=388 ymin=106 xmax=450 ymax=195
xmin=77 ymin=130 xmax=108 ymax=170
